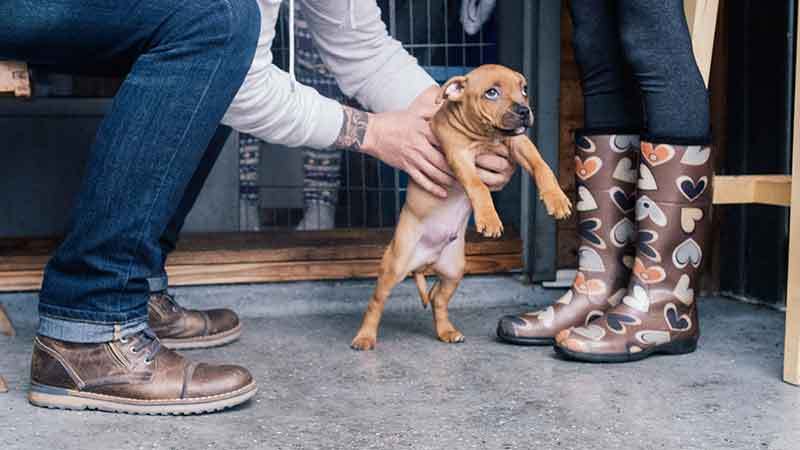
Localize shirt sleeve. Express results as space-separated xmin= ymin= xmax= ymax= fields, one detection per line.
xmin=221 ymin=1 xmax=343 ymax=149
xmin=300 ymin=0 xmax=437 ymax=112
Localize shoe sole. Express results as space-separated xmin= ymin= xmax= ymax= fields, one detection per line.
xmin=554 ymin=338 xmax=698 ymax=363
xmin=496 ymin=333 xmax=554 ymax=346
xmin=28 ymin=381 xmax=256 ymax=415
xmin=159 ymin=323 xmax=242 ymax=350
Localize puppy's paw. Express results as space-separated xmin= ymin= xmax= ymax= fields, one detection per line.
xmin=437 ymin=329 xmax=466 ymax=344
xmin=541 ymin=189 xmax=572 ymax=220
xmin=475 ymin=209 xmax=504 ymax=238
xmin=350 ymin=335 xmax=377 ymax=351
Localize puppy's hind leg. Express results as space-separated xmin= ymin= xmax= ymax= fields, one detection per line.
xmin=430 ymin=236 xmax=467 ymax=343
xmin=351 ymin=213 xmax=421 ymax=351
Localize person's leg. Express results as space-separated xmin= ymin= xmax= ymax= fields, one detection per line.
xmin=148 ymin=125 xmax=243 ymax=350
xmin=296 ymin=146 xmax=342 ymax=230
xmin=3 ymin=0 xmax=262 ymax=413
xmin=556 ymin=0 xmax=713 ymax=362
xmin=497 ymin=0 xmax=642 ymax=344
xmin=157 ymin=125 xmax=233 ymax=266
xmin=568 ymin=0 xmax=643 ymax=134
xmin=295 ymin=6 xmax=343 ymax=231
xmin=238 ymin=133 xmax=262 ymax=231
xmin=12 ymin=0 xmax=259 ymax=341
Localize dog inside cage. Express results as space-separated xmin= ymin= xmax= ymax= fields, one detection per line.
xmin=243 ymin=0 xmax=499 ymax=232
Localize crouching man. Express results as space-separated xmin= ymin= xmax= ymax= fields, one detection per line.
xmin=10 ymin=0 xmax=513 ymax=414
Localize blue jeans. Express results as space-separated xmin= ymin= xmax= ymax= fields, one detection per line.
xmin=569 ymin=0 xmax=711 ymax=144
xmin=0 ymin=0 xmax=260 ymax=342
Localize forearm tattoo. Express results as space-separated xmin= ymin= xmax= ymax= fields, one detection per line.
xmin=333 ymin=106 xmax=369 ymax=151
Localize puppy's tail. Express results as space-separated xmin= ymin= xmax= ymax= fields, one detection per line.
xmin=414 ymin=272 xmax=438 ymax=309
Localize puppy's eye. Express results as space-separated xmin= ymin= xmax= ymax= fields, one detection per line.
xmin=484 ymin=88 xmax=500 ymax=100
xmin=521 ymin=86 xmax=528 ymax=97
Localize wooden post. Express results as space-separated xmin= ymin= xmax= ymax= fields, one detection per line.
xmin=684 ymin=0 xmax=720 ymax=87
xmin=783 ymin=3 xmax=800 ymax=385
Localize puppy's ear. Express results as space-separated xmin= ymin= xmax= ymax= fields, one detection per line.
xmin=437 ymin=76 xmax=467 ymax=104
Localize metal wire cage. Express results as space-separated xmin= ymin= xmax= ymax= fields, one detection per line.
xmin=243 ymin=0 xmax=499 ymax=231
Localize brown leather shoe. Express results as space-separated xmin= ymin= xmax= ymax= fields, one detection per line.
xmin=28 ymin=330 xmax=256 ymax=414
xmin=555 ymin=142 xmax=711 ymax=362
xmin=149 ymin=293 xmax=241 ymax=349
xmin=497 ymin=134 xmax=639 ymax=345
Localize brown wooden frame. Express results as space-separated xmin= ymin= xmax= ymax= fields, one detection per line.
xmin=0 ymin=229 xmax=523 ymax=292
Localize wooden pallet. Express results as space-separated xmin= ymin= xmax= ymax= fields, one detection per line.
xmin=0 ymin=228 xmax=523 ymax=292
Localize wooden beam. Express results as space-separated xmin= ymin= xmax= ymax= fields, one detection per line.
xmin=684 ymin=0 xmax=720 ymax=86
xmin=784 ymin=1 xmax=800 ymax=386
xmin=166 ymin=254 xmax=522 ymax=287
xmin=0 ymin=229 xmax=524 ymax=292
xmin=0 ymin=229 xmax=521 ymax=271
xmin=0 ymin=254 xmax=523 ymax=292
xmin=713 ymin=175 xmax=793 ymax=207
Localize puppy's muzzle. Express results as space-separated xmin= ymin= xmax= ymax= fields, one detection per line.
xmin=513 ymin=103 xmax=535 ymax=127
xmin=499 ymin=103 xmax=534 ymax=135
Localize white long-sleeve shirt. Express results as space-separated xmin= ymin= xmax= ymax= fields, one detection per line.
xmin=221 ymin=0 xmax=437 ymax=149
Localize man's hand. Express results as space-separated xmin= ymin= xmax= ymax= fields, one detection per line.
xmin=333 ymin=97 xmax=514 ymax=198
xmin=476 ymin=153 xmax=515 ymax=192
xmin=361 ymin=109 xmax=455 ymax=198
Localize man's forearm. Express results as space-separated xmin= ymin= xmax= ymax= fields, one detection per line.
xmin=333 ymin=106 xmax=370 ymax=152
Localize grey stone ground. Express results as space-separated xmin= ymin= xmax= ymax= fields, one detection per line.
xmin=1 ymin=275 xmax=799 ymax=450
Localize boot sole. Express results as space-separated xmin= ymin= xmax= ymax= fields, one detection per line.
xmin=496 ymin=333 xmax=554 ymax=346
xmin=554 ymin=338 xmax=698 ymax=363
xmin=159 ymin=323 xmax=242 ymax=350
xmin=28 ymin=380 xmax=256 ymax=415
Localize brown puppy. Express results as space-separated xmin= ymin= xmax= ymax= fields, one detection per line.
xmin=351 ymin=64 xmax=572 ymax=350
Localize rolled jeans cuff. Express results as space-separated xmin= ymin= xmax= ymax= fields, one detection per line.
xmin=38 ymin=314 xmax=148 ymax=343
xmin=148 ymin=275 xmax=169 ymax=293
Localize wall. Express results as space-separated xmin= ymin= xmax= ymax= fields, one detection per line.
xmin=0 ymin=100 xmax=240 ymax=238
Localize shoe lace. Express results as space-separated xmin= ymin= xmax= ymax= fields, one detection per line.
xmin=157 ymin=292 xmax=182 ymax=313
xmin=120 ymin=328 xmax=162 ymax=364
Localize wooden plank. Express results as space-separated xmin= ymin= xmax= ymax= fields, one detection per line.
xmin=0 ymin=269 xmax=43 ymax=292
xmin=0 ymin=253 xmax=523 ymax=292
xmin=0 ymin=61 xmax=31 ymax=97
xmin=712 ymin=175 xmax=792 ymax=207
xmin=784 ymin=2 xmax=800 ymax=386
xmin=0 ymin=229 xmax=522 ymax=271
xmin=166 ymin=253 xmax=522 ymax=286
xmin=684 ymin=0 xmax=720 ymax=86
xmin=0 ymin=229 xmax=523 ymax=291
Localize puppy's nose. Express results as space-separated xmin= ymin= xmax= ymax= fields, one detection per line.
xmin=514 ymin=104 xmax=532 ymax=122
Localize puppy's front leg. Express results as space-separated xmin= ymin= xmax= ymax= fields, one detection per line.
xmin=446 ymin=143 xmax=503 ymax=238
xmin=506 ymin=136 xmax=572 ymax=219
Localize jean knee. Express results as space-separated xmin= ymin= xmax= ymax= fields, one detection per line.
xmin=225 ymin=0 xmax=261 ymax=73
xmin=168 ymin=0 xmax=260 ymax=73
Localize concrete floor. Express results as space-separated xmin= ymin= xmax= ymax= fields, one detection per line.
xmin=1 ymin=276 xmax=799 ymax=450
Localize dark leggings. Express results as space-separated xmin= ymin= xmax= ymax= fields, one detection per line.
xmin=569 ymin=0 xmax=711 ymax=144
